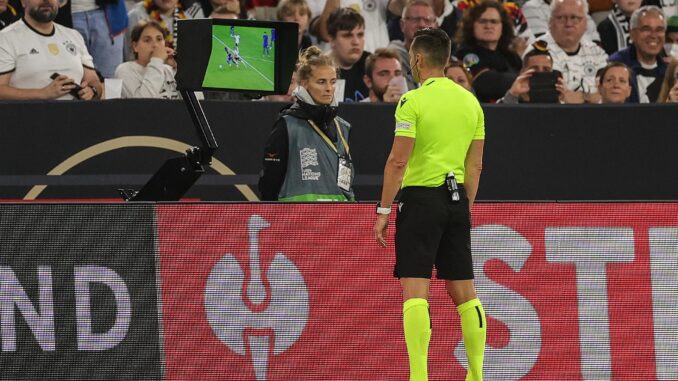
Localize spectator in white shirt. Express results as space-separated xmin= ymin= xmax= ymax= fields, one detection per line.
xmin=115 ymin=20 xmax=179 ymax=98
xmin=524 ymin=0 xmax=608 ymax=103
xmin=309 ymin=0 xmax=389 ymax=53
xmin=522 ymin=0 xmax=601 ymax=42
xmin=125 ymin=0 xmax=191 ymax=61
xmin=0 ymin=0 xmax=102 ymax=100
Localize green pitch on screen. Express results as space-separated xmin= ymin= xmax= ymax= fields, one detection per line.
xmin=202 ymin=25 xmax=276 ymax=91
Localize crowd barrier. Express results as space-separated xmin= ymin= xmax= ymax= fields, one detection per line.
xmin=2 ymin=100 xmax=678 ymax=201
xmin=1 ymin=202 xmax=676 ymax=380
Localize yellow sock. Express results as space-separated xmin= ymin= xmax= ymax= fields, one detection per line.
xmin=457 ymin=298 xmax=486 ymax=381
xmin=403 ymin=298 xmax=431 ymax=381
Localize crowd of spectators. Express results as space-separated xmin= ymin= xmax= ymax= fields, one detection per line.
xmin=0 ymin=0 xmax=677 ymax=104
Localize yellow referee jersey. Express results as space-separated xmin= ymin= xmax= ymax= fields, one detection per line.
xmin=394 ymin=77 xmax=485 ymax=187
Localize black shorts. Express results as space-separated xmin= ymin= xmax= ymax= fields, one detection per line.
xmin=394 ymin=185 xmax=473 ymax=280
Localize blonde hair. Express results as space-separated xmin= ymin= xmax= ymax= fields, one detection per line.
xmin=295 ymin=46 xmax=336 ymax=81
xmin=276 ymin=0 xmax=311 ymax=21
xmin=657 ymin=58 xmax=678 ymax=103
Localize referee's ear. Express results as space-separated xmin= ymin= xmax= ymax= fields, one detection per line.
xmin=414 ymin=52 xmax=431 ymax=74
xmin=415 ymin=53 xmax=424 ymax=68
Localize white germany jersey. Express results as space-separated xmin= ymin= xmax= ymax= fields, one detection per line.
xmin=0 ymin=19 xmax=94 ymax=100
xmin=308 ymin=0 xmax=389 ymax=53
xmin=531 ymin=32 xmax=608 ymax=93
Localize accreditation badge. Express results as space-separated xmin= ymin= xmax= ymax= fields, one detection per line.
xmin=337 ymin=157 xmax=353 ymax=192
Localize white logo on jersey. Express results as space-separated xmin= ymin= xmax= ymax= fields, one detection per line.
xmin=396 ymin=121 xmax=411 ymax=130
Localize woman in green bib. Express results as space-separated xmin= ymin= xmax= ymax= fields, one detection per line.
xmin=259 ymin=46 xmax=354 ymax=202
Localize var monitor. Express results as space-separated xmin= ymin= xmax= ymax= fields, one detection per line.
xmin=176 ymin=19 xmax=298 ymax=94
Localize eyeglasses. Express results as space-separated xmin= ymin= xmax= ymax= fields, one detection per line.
xmin=637 ymin=26 xmax=666 ymax=34
xmin=476 ymin=18 xmax=501 ymax=25
xmin=553 ymin=14 xmax=584 ymax=24
xmin=403 ymin=16 xmax=436 ymax=24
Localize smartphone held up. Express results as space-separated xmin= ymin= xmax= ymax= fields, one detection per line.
xmin=528 ymin=71 xmax=560 ymax=103
xmin=50 ymin=72 xmax=83 ymax=99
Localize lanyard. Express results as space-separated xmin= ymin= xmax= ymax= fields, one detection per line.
xmin=307 ymin=119 xmax=350 ymax=157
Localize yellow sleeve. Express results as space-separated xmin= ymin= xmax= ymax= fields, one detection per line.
xmin=473 ymin=99 xmax=485 ymax=140
xmin=394 ymin=92 xmax=417 ymax=138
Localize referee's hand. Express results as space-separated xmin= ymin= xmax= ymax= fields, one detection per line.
xmin=374 ymin=214 xmax=389 ymax=247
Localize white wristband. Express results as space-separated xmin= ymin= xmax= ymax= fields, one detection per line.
xmin=376 ymin=206 xmax=392 ymax=215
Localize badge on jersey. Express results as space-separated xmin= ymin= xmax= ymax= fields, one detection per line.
xmin=337 ymin=157 xmax=353 ymax=192
xmin=64 ymin=41 xmax=77 ymax=56
xmin=363 ymin=0 xmax=377 ymax=12
xmin=48 ymin=43 xmax=59 ymax=56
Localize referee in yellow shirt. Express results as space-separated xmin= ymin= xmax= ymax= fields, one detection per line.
xmin=373 ymin=28 xmax=486 ymax=381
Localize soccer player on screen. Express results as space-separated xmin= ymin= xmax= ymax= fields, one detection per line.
xmin=225 ymin=46 xmax=238 ymax=67
xmin=230 ymin=25 xmax=235 ymax=37
xmin=234 ymin=33 xmax=241 ymax=47
xmin=271 ymin=28 xmax=276 ymax=47
xmin=233 ymin=46 xmax=242 ymax=66
xmin=263 ymin=32 xmax=271 ymax=56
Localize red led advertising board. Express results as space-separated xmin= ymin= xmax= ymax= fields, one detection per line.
xmin=157 ymin=203 xmax=678 ymax=380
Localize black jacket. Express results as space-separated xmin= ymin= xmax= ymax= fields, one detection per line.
xmin=454 ymin=44 xmax=522 ymax=102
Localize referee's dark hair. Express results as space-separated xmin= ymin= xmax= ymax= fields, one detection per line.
xmin=411 ymin=28 xmax=451 ymax=69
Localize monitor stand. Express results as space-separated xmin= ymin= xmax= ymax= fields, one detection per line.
xmin=120 ymin=90 xmax=219 ymax=201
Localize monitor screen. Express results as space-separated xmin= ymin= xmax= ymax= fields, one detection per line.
xmin=176 ymin=19 xmax=297 ymax=95
xmin=202 ymin=25 xmax=276 ymax=92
